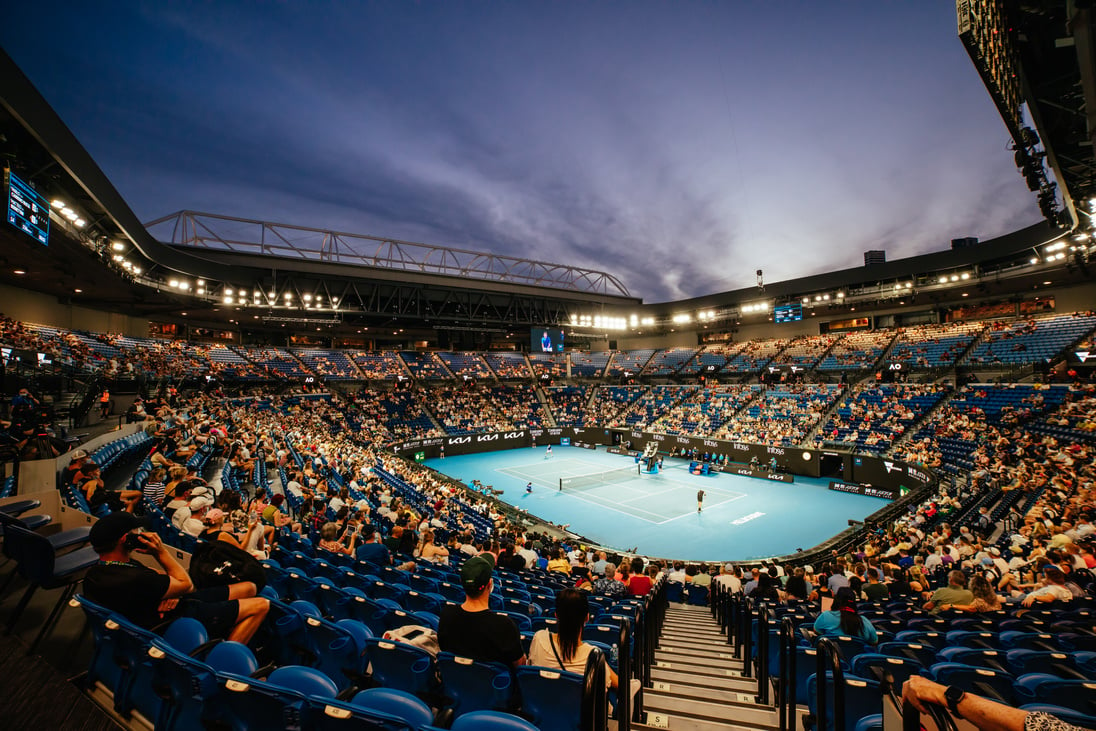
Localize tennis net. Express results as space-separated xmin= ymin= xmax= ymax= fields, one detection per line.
xmin=559 ymin=463 xmax=641 ymax=491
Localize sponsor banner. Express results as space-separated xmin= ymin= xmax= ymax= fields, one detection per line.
xmin=611 ymin=429 xmax=935 ymax=498
xmin=828 ymin=480 xmax=898 ymax=500
xmin=573 ymin=441 xmax=597 ymax=450
xmin=606 ymin=447 xmax=639 ymax=457
xmin=393 ymin=427 xmax=608 ymax=458
xmin=727 ymin=464 xmax=794 ymax=483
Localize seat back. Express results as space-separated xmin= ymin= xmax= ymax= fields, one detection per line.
xmin=514 ymin=665 xmax=584 ymax=730
xmin=5 ymin=524 xmax=55 ymax=579
xmin=363 ymin=638 xmax=438 ymax=695
xmin=437 ymin=652 xmax=513 ymax=715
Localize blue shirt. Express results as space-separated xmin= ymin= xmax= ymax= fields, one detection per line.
xmin=812 ymin=610 xmax=878 ymax=645
xmin=356 ymin=541 xmax=392 ymax=566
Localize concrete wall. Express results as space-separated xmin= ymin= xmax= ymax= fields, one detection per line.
xmin=0 ymin=282 xmax=148 ymax=336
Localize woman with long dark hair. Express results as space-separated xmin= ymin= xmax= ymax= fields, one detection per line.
xmin=529 ymin=589 xmax=625 ymax=693
xmin=812 ymin=586 xmax=878 ymax=644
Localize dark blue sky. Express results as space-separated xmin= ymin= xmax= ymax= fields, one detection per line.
xmin=2 ymin=2 xmax=1037 ymax=302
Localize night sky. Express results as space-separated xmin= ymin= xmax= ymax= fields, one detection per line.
xmin=1 ymin=2 xmax=1038 ymax=302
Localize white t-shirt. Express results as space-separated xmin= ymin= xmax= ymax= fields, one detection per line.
xmin=528 ymin=630 xmax=609 ymax=688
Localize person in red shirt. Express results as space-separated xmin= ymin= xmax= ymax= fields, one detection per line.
xmin=625 ymin=556 xmax=652 ymax=596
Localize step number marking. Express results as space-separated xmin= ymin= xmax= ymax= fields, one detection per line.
xmin=725 ymin=669 xmax=742 ymax=677
xmin=656 ymin=661 xmax=672 ymax=668
xmin=737 ymin=693 xmax=756 ymax=704
xmin=649 ymin=713 xmax=670 ymax=728
xmin=718 ymin=653 xmax=734 ymax=659
xmin=654 ymin=681 xmax=671 ymax=691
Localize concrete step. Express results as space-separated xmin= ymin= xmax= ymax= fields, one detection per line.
xmin=659 ymin=629 xmax=729 ymax=644
xmin=642 ymin=692 xmax=778 ymax=731
xmin=655 ymin=645 xmax=742 ymax=665
xmin=652 ymin=658 xmax=751 ymax=684
xmin=650 ymin=667 xmax=758 ymax=694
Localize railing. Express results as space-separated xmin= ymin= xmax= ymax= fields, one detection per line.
xmin=617 ymin=619 xmax=632 ymax=731
xmin=581 ymin=646 xmax=609 ymax=731
xmin=778 ymin=616 xmax=798 ymax=731
xmin=756 ymin=602 xmax=773 ymax=705
xmin=814 ymin=638 xmax=845 ymax=731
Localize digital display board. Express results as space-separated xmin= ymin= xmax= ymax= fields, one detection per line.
xmin=774 ymin=303 xmax=803 ymax=323
xmin=531 ymin=327 xmax=565 ymax=353
xmin=5 ymin=171 xmax=49 ymax=246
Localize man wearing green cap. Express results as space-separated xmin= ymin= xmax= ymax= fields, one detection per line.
xmin=438 ymin=553 xmax=526 ymax=667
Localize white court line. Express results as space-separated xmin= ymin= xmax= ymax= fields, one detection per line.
xmin=558 ymin=489 xmax=666 ymax=524
xmin=653 ymin=495 xmax=749 ymax=523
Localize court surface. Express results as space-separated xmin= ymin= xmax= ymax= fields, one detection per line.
xmin=423 ymin=445 xmax=888 ymax=561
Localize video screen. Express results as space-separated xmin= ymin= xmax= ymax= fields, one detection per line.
xmin=774 ymin=303 xmax=803 ymax=323
xmin=531 ymin=327 xmax=564 ymax=353
xmin=6 ymin=170 xmax=49 ymax=246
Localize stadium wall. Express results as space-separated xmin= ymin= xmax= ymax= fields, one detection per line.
xmin=0 ymin=282 xmax=148 ymax=336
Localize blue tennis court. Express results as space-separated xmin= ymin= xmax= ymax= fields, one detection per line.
xmin=424 ymin=445 xmax=888 ymax=561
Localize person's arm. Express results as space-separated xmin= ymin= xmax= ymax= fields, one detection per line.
xmin=902 ymin=675 xmax=1029 ymax=731
xmin=135 ymin=531 xmax=193 ymax=599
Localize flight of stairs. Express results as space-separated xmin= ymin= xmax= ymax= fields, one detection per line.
xmin=632 ymin=603 xmax=779 ymax=731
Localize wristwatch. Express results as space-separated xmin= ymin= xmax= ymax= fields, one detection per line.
xmin=944 ymin=685 xmax=965 ymax=718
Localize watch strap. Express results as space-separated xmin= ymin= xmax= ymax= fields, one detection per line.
xmin=944 ymin=685 xmax=965 ymax=718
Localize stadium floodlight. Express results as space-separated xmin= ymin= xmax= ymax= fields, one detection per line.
xmin=169 ymin=279 xmax=179 ymax=288
xmin=836 ymin=292 xmax=844 ymax=299
xmin=133 ymin=266 xmax=141 ymax=274
xmin=950 ymin=275 xmax=959 ymax=282
xmin=112 ymin=254 xmax=124 ymax=262
xmin=938 ymin=276 xmax=948 ymax=284
xmin=822 ymin=294 xmax=830 ymax=301
xmin=672 ymin=313 xmax=691 ymax=323
xmin=960 ymin=273 xmax=970 ymax=280
xmin=304 ymin=294 xmax=313 ymax=301
xmin=801 ymin=297 xmax=809 ymax=304
xmin=284 ymin=292 xmax=293 ymax=299
xmin=1030 ymin=257 xmax=1039 ymax=264
xmin=224 ymin=296 xmax=233 ymax=304
xmin=50 ymin=199 xmax=65 ymax=208
xmin=74 ymin=218 xmax=86 ymax=227
xmin=63 ymin=209 xmax=77 ymax=220
xmin=224 ymin=288 xmax=234 ymax=296
xmin=111 ymin=241 xmax=125 ymax=251
xmin=905 ymin=283 xmax=913 ymax=288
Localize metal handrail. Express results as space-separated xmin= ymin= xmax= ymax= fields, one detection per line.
xmin=757 ymin=602 xmax=772 ymax=705
xmin=617 ymin=619 xmax=632 ymax=731
xmin=815 ymin=637 xmax=846 ymax=731
xmin=778 ymin=616 xmax=797 ymax=731
xmin=581 ymin=646 xmax=608 ymax=731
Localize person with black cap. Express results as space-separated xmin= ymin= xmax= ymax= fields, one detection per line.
xmin=437 ymin=553 xmax=526 ymax=668
xmin=82 ymin=512 xmax=269 ymax=643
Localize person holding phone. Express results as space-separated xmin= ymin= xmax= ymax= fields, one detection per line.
xmin=83 ymin=512 xmax=269 ymax=643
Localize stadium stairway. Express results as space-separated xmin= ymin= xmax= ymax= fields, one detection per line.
xmin=631 ymin=604 xmax=778 ymax=731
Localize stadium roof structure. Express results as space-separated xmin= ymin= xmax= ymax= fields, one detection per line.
xmin=1 ymin=44 xmax=1093 ymax=345
xmin=959 ymin=0 xmax=1096 ymax=231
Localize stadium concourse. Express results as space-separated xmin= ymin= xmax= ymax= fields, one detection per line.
xmin=1 ymin=313 xmax=1095 ymax=730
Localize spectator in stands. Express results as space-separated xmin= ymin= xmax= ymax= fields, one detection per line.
xmin=319 ymin=521 xmax=358 ymax=555
xmin=83 ymin=512 xmax=269 ymax=643
xmin=529 ymin=589 xmax=637 ymax=697
xmin=942 ymin=574 xmax=1001 ymax=613
xmin=784 ymin=567 xmax=811 ymax=601
xmin=902 ymin=674 xmax=1089 ymax=731
xmin=180 ymin=494 xmax=214 ymax=537
xmin=923 ymin=570 xmax=973 ymax=614
xmin=592 ymin=562 xmax=627 ymax=597
xmin=80 ymin=462 xmax=141 ymax=513
xmin=1018 ymin=565 xmax=1073 ymax=607
xmin=142 ymin=467 xmax=166 ymax=506
xmin=812 ymin=587 xmax=878 ymax=645
xmin=547 ymin=548 xmax=572 ymax=574
xmin=626 ymin=556 xmax=653 ymax=596
xmin=861 ymin=569 xmax=890 ymax=602
xmin=418 ymin=529 xmax=449 ymax=564
xmin=200 ymin=508 xmax=263 ymax=554
xmin=438 ymin=554 xmax=525 ymax=667
xmin=355 ymin=525 xmax=391 ymax=566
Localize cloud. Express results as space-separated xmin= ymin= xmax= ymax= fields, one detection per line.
xmin=1 ymin=1 xmax=1041 ymax=302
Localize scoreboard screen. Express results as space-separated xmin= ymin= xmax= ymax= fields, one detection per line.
xmin=774 ymin=303 xmax=803 ymax=323
xmin=531 ymin=327 xmax=565 ymax=353
xmin=5 ymin=171 xmax=49 ymax=246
